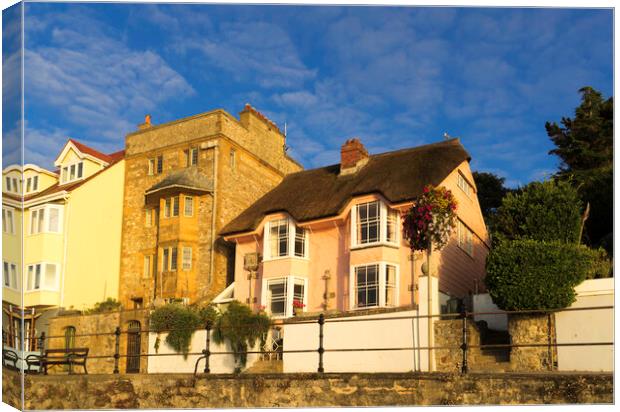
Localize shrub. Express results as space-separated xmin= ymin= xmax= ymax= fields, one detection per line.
xmin=485 ymin=239 xmax=610 ymax=311
xmin=84 ymin=298 xmax=122 ymax=314
xmin=212 ymin=300 xmax=271 ymax=371
xmin=149 ymin=303 xmax=217 ymax=358
xmin=492 ymin=180 xmax=583 ymax=244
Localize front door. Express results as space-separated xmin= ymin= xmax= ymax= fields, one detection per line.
xmin=126 ymin=321 xmax=141 ymax=373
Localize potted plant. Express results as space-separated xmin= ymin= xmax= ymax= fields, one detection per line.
xmin=292 ymin=300 xmax=305 ymax=316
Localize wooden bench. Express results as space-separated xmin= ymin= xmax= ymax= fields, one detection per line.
xmin=26 ymin=348 xmax=89 ymax=374
xmin=2 ymin=348 xmax=19 ymax=370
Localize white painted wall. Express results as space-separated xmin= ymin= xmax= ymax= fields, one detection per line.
xmin=472 ymin=293 xmax=508 ymax=331
xmin=146 ymin=330 xmax=260 ymax=374
xmin=282 ymin=276 xmax=439 ymax=373
xmin=555 ymin=278 xmax=614 ymax=372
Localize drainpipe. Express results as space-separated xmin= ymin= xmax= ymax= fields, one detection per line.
xmin=204 ymin=141 xmax=219 ymax=286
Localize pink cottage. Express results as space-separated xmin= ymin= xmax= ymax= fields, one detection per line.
xmin=220 ymin=138 xmax=489 ymax=320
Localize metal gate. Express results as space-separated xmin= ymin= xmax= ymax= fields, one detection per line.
xmin=126 ymin=321 xmax=141 ymax=373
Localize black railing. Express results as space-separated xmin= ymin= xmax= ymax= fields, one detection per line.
xmin=2 ymin=305 xmax=613 ymax=375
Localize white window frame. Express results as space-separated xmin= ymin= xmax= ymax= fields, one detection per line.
xmin=3 ymin=261 xmax=19 ymax=290
xmin=457 ymin=220 xmax=474 ymax=257
xmin=184 ymin=196 xmax=193 ymax=217
xmin=145 ymin=209 xmax=152 ymax=227
xmin=182 ymin=247 xmax=192 ymax=270
xmin=143 ymin=255 xmax=152 ymax=279
xmin=161 ymin=246 xmax=178 ymax=271
xmin=457 ymin=172 xmax=473 ymax=197
xmin=25 ymin=262 xmax=60 ymax=292
xmin=349 ymin=262 xmax=400 ymax=310
xmin=261 ymin=276 xmax=308 ymax=319
xmin=60 ymin=161 xmax=84 ymax=184
xmin=2 ymin=207 xmax=15 ymax=235
xmin=262 ymin=218 xmax=309 ymax=261
xmin=29 ymin=205 xmax=63 ymax=235
xmin=186 ymin=147 xmax=199 ymax=167
xmin=350 ymin=200 xmax=399 ymax=249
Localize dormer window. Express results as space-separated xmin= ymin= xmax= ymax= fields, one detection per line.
xmin=61 ymin=161 xmax=84 ymax=184
xmin=351 ymin=200 xmax=400 ymax=248
xmin=25 ymin=176 xmax=39 ymax=193
xmin=263 ymin=218 xmax=308 ymax=260
xmin=5 ymin=176 xmax=20 ymax=194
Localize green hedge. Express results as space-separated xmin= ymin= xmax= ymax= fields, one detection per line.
xmin=485 ymin=239 xmax=610 ymax=311
xmin=492 ymin=180 xmax=583 ymax=244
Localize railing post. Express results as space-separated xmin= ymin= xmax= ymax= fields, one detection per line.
xmin=113 ymin=327 xmax=121 ymax=374
xmin=317 ymin=314 xmax=325 ymax=373
xmin=460 ymin=308 xmax=469 ymax=374
xmin=203 ymin=320 xmax=212 ymax=374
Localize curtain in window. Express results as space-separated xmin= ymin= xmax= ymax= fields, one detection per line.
xmin=48 ymin=208 xmax=59 ymax=232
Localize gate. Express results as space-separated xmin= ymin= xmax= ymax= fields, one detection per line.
xmin=126 ymin=321 xmax=141 ymax=373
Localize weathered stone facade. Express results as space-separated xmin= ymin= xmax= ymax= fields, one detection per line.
xmin=119 ymin=106 xmax=301 ymax=308
xmin=3 ymin=369 xmax=612 ymax=409
xmin=46 ymin=309 xmax=149 ymax=374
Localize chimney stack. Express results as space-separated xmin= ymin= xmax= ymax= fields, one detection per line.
xmin=138 ymin=114 xmax=152 ymax=130
xmin=340 ymin=138 xmax=369 ymax=175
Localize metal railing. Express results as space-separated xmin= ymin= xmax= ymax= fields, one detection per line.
xmin=1 ymin=305 xmax=613 ymax=375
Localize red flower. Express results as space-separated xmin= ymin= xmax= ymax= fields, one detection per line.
xmin=423 ymin=186 xmax=430 ymax=193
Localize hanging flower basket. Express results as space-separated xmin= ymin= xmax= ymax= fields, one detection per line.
xmin=403 ymin=184 xmax=458 ymax=252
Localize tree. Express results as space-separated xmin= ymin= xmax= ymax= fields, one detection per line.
xmin=492 ymin=179 xmax=583 ymax=244
xmin=472 ymin=171 xmax=511 ymax=225
xmin=545 ymin=86 xmax=613 ymax=250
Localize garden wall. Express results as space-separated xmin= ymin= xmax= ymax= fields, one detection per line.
xmin=3 ymin=368 xmax=613 ymax=409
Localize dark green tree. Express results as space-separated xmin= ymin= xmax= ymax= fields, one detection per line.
xmin=545 ymin=86 xmax=613 ymax=251
xmin=472 ymin=171 xmax=510 ymax=225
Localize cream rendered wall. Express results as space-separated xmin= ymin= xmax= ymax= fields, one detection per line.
xmin=61 ymin=160 xmax=125 ymax=310
xmin=2 ymin=206 xmax=22 ymax=306
xmin=146 ymin=330 xmax=261 ymax=373
xmin=555 ymin=278 xmax=614 ymax=372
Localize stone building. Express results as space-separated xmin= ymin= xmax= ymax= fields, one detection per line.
xmin=118 ymin=105 xmax=301 ymax=310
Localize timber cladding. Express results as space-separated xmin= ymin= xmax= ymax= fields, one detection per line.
xmin=3 ymin=369 xmax=613 ymax=409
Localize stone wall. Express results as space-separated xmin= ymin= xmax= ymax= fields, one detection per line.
xmin=434 ymin=318 xmax=482 ymax=372
xmin=508 ymin=314 xmax=557 ymax=372
xmin=46 ymin=309 xmax=150 ymax=374
xmin=3 ymin=369 xmax=612 ymax=409
xmin=119 ymin=106 xmax=301 ymax=308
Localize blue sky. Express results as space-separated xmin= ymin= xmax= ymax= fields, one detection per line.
xmin=4 ymin=3 xmax=613 ymax=187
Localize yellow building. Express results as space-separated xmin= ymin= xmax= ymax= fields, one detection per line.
xmin=2 ymin=139 xmax=125 ymax=351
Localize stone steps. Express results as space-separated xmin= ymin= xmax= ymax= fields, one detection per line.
xmin=243 ymin=359 xmax=283 ymax=374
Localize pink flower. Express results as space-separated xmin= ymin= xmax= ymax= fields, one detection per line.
xmin=423 ymin=186 xmax=430 ymax=193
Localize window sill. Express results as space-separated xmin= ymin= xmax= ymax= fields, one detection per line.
xmin=263 ymin=255 xmax=309 ymax=263
xmin=25 ymin=288 xmax=59 ymax=293
xmin=350 ymin=241 xmax=399 ymax=251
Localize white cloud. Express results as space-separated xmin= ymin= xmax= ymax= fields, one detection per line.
xmin=23 ymin=9 xmax=195 ymax=166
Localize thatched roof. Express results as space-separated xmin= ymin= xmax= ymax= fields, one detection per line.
xmin=221 ymin=138 xmax=470 ymax=236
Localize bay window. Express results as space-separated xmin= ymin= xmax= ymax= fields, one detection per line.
xmin=3 ymin=261 xmax=18 ymax=290
xmin=263 ymin=218 xmax=308 ymax=260
xmin=262 ymin=276 xmax=307 ymax=318
xmin=30 ymin=205 xmax=63 ymax=234
xmin=2 ymin=208 xmax=15 ymax=234
xmin=26 ymin=263 xmax=59 ymax=291
xmin=351 ymin=200 xmax=400 ymax=248
xmin=161 ymin=246 xmax=178 ymax=271
xmin=350 ymin=262 xmax=399 ymax=309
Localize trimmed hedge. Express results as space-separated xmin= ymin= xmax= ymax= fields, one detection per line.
xmin=492 ymin=180 xmax=582 ymax=244
xmin=485 ymin=239 xmax=610 ymax=311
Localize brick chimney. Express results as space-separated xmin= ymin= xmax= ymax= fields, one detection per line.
xmin=340 ymin=138 xmax=369 ymax=175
